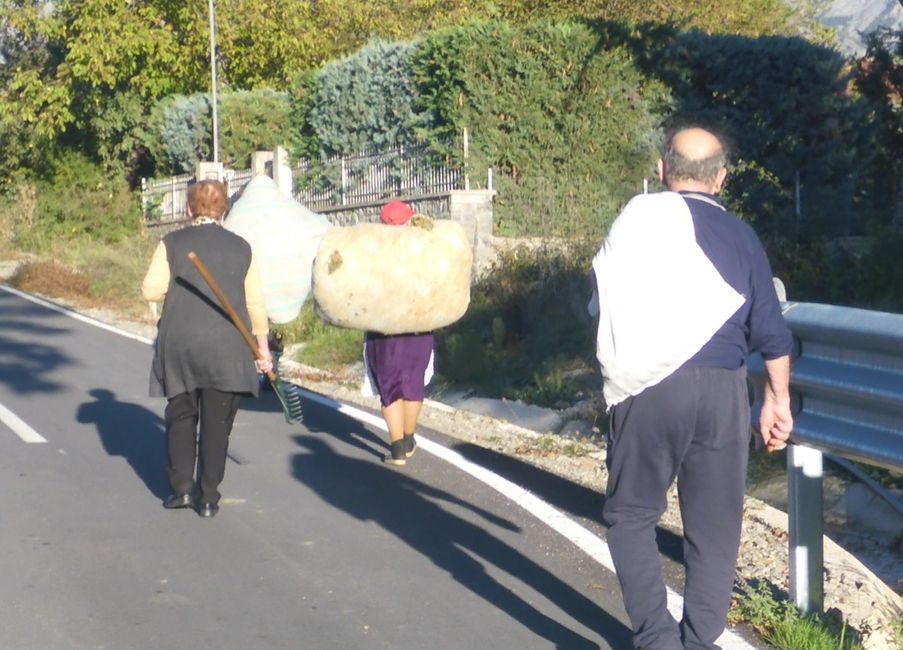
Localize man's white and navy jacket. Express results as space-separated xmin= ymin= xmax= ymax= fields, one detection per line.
xmin=591 ymin=191 xmax=794 ymax=408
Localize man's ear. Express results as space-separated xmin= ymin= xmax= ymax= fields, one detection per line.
xmin=713 ymin=166 xmax=728 ymax=193
xmin=657 ymin=158 xmax=665 ymax=183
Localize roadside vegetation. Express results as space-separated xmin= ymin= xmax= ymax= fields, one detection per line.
xmin=1 ymin=2 xmax=900 ymax=648
xmin=730 ymin=582 xmax=866 ymax=650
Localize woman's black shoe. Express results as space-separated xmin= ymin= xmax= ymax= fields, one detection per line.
xmin=197 ymin=503 xmax=219 ymax=518
xmin=404 ymin=433 xmax=417 ymax=458
xmin=384 ymin=439 xmax=407 ymax=466
xmin=163 ymin=493 xmax=193 ymax=509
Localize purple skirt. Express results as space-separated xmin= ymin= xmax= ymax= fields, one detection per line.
xmin=365 ymin=332 xmax=434 ymax=406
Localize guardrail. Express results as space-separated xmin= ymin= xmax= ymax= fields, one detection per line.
xmin=748 ymin=301 xmax=903 ymax=614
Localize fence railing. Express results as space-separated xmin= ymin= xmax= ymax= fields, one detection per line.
xmin=141 ymin=173 xmax=193 ymax=223
xmin=140 ymin=143 xmax=464 ymax=223
xmin=293 ymin=143 xmax=464 ymax=211
xmin=748 ymin=301 xmax=903 ymax=614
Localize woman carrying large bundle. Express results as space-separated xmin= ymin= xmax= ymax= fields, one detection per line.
xmin=365 ymin=201 xmax=434 ymax=466
xmin=312 ymin=199 xmax=473 ymax=466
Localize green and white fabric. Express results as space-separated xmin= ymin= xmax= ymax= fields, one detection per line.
xmin=225 ymin=175 xmax=330 ymax=324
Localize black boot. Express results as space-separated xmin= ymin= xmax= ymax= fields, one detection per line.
xmin=403 ymin=432 xmax=417 ymax=458
xmin=385 ymin=439 xmax=407 ymax=466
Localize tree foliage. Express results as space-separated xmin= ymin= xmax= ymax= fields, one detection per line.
xmin=410 ymin=20 xmax=670 ymax=235
xmin=855 ymin=28 xmax=903 ymax=223
xmin=640 ymin=30 xmax=870 ymax=237
xmin=301 ymin=40 xmax=425 ymax=156
xmin=141 ymin=89 xmax=291 ymax=174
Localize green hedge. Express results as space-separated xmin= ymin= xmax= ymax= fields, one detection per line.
xmin=410 ymin=20 xmax=670 ymax=236
xmin=142 ymin=89 xmax=292 ymax=175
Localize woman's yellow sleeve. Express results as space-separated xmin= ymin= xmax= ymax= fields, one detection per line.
xmin=244 ymin=255 xmax=269 ymax=335
xmin=141 ymin=241 xmax=170 ymax=302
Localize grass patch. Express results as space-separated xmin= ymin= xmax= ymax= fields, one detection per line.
xmin=276 ymin=302 xmax=362 ymax=371
xmin=7 ymin=236 xmax=157 ymax=320
xmin=730 ymin=581 xmax=865 ymax=650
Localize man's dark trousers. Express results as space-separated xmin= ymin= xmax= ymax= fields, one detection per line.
xmin=165 ymin=388 xmax=241 ymax=505
xmin=603 ymin=367 xmax=750 ymax=650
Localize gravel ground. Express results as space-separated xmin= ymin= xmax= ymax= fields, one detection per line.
xmin=4 ymin=266 xmax=900 ymax=649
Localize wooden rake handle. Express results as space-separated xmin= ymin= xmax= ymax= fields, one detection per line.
xmin=187 ymin=251 xmax=276 ymax=382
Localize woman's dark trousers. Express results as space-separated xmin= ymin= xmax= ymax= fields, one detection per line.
xmin=165 ymin=388 xmax=241 ymax=505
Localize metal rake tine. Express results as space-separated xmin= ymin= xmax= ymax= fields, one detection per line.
xmin=273 ymin=376 xmax=303 ymax=423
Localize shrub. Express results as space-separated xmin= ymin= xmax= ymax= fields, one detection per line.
xmin=436 ymin=241 xmax=601 ymax=405
xmin=411 ymin=20 xmax=671 ymax=237
xmin=299 ymin=39 xmax=426 ymax=156
xmin=142 ymin=89 xmax=292 ymax=175
xmin=0 ymin=183 xmax=38 ymax=252
xmin=30 ymin=151 xmax=141 ymax=247
xmin=143 ymin=94 xmax=211 ymax=175
xmin=218 ymin=89 xmax=292 ymax=169
xmin=643 ymin=30 xmax=872 ymax=238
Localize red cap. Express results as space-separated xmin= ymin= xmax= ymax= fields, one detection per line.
xmin=379 ymin=201 xmax=415 ymax=225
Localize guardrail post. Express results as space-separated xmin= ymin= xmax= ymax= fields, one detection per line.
xmin=788 ymin=444 xmax=824 ymax=614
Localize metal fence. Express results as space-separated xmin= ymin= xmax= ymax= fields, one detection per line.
xmin=140 ymin=170 xmax=252 ymax=224
xmin=748 ymin=301 xmax=903 ymax=614
xmin=293 ymin=143 xmax=464 ymax=211
xmin=141 ymin=173 xmax=193 ymax=223
xmin=141 ymin=144 xmax=464 ymax=223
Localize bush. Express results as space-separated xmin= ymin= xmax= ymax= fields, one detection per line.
xmin=218 ymin=90 xmax=292 ymax=169
xmin=29 ymin=151 xmax=141 ymax=247
xmin=436 ymin=241 xmax=600 ymax=406
xmin=293 ymin=39 xmax=425 ymax=157
xmin=642 ymin=30 xmax=872 ymax=238
xmin=143 ymin=94 xmax=211 ymax=175
xmin=411 ymin=20 xmax=671 ymax=237
xmin=142 ymin=90 xmax=292 ymax=175
xmin=0 ymin=184 xmax=38 ymax=252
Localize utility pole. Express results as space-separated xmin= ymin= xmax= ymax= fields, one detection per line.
xmin=208 ymin=0 xmax=220 ymax=163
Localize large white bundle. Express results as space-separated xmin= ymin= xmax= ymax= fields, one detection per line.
xmin=224 ymin=175 xmax=330 ymax=323
xmin=312 ymin=218 xmax=472 ymax=334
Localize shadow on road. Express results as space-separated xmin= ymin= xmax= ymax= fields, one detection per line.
xmin=448 ymin=442 xmax=685 ymax=566
xmin=291 ymin=401 xmax=634 ymax=649
xmin=77 ymin=388 xmax=168 ymax=499
xmin=0 ymin=296 xmax=77 ymax=395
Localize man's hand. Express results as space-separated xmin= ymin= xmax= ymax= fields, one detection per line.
xmin=759 ymin=355 xmax=793 ymax=451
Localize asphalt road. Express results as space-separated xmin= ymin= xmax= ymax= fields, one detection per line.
xmin=0 ymin=287 xmax=638 ymax=650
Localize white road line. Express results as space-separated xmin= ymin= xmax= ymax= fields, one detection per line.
xmin=34 ymin=292 xmax=754 ymax=650
xmin=0 ymin=401 xmax=47 ymax=443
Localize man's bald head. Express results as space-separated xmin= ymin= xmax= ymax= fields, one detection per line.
xmin=658 ymin=127 xmax=728 ymax=193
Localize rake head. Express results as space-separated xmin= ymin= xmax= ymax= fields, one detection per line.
xmin=269 ymin=374 xmax=303 ymax=424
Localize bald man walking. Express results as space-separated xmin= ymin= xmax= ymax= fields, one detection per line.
xmin=590 ymin=127 xmax=794 ymax=649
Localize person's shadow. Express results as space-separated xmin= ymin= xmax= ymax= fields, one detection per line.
xmin=76 ymin=388 xmax=167 ymax=499
xmin=291 ymin=432 xmax=634 ymax=649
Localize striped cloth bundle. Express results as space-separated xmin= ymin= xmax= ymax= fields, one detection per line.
xmin=224 ymin=174 xmax=331 ymax=324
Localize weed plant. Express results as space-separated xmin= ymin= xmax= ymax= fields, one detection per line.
xmin=730 ymin=581 xmax=865 ymax=650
